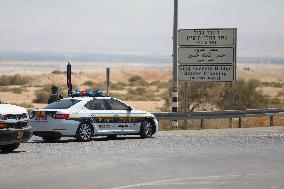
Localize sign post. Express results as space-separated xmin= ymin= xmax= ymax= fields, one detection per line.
xmin=172 ymin=0 xmax=179 ymax=128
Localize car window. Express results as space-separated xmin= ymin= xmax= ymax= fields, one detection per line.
xmin=84 ymin=99 xmax=107 ymax=110
xmin=105 ymin=99 xmax=129 ymax=110
xmin=44 ymin=99 xmax=81 ymax=109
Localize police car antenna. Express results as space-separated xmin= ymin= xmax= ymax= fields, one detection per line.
xmin=67 ymin=62 xmax=72 ymax=97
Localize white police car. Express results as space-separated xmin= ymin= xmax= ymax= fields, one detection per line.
xmin=30 ymin=92 xmax=158 ymax=142
xmin=0 ymin=100 xmax=32 ymax=152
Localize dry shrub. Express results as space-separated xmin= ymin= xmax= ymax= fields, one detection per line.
xmin=11 ymin=88 xmax=24 ymax=94
xmin=128 ymin=75 xmax=148 ymax=86
xmin=202 ymin=119 xmax=230 ymax=129
xmin=0 ymin=86 xmax=25 ymax=94
xmin=111 ymin=87 xmax=156 ymax=101
xmin=13 ymin=103 xmax=34 ymax=109
xmin=273 ymin=116 xmax=284 ymax=126
xmin=51 ymin=70 xmax=65 ymax=74
xmin=33 ymin=90 xmax=50 ymax=103
xmin=269 ymin=98 xmax=281 ymax=105
xmin=242 ymin=117 xmax=269 ymax=128
xmin=0 ymin=74 xmax=30 ymax=86
xmin=83 ymin=80 xmax=96 ymax=86
xmin=150 ymin=81 xmax=170 ymax=88
xmin=262 ymin=81 xmax=283 ymax=88
xmin=109 ymin=82 xmax=125 ymax=90
xmin=158 ymin=120 xmax=201 ymax=131
xmin=276 ymin=90 xmax=284 ymax=97
xmin=158 ymin=120 xmax=172 ymax=131
xmin=83 ymin=81 xmax=106 ymax=91
xmin=128 ymin=75 xmax=143 ymax=82
xmin=179 ymin=120 xmax=201 ymax=130
xmin=33 ymin=85 xmax=67 ymax=103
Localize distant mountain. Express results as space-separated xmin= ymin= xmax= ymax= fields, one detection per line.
xmin=0 ymin=51 xmax=283 ymax=65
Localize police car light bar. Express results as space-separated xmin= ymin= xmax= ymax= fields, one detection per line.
xmin=80 ymin=90 xmax=88 ymax=96
xmin=71 ymin=89 xmax=97 ymax=97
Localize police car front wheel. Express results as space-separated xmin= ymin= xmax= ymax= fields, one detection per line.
xmin=140 ymin=120 xmax=154 ymax=139
xmin=76 ymin=123 xmax=93 ymax=142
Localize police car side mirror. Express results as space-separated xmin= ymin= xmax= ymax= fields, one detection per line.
xmin=128 ymin=106 xmax=132 ymax=111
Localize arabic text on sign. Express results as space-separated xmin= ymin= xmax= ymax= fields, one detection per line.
xmin=178 ymin=47 xmax=234 ymax=64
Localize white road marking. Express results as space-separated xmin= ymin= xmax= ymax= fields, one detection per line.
xmin=111 ymin=174 xmax=243 ymax=189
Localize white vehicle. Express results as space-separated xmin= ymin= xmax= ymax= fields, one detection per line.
xmin=0 ymin=100 xmax=32 ymax=152
xmin=30 ymin=96 xmax=158 ymax=142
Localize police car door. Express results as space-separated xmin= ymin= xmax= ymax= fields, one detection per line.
xmin=104 ymin=99 xmax=138 ymax=133
xmin=84 ymin=99 xmax=120 ymax=134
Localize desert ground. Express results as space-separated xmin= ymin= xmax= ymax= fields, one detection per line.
xmin=0 ymin=61 xmax=283 ymax=112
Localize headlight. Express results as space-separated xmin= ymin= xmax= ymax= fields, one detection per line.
xmin=0 ymin=114 xmax=4 ymax=120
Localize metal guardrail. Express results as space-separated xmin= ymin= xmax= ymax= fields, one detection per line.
xmin=153 ymin=108 xmax=284 ymax=128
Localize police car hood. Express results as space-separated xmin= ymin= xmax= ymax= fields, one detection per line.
xmin=0 ymin=104 xmax=27 ymax=115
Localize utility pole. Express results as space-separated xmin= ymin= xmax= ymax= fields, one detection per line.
xmin=172 ymin=0 xmax=179 ymax=128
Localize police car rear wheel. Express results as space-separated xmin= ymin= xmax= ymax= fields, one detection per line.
xmin=140 ymin=120 xmax=154 ymax=139
xmin=76 ymin=123 xmax=93 ymax=142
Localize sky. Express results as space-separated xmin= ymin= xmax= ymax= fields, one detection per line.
xmin=0 ymin=0 xmax=284 ymax=57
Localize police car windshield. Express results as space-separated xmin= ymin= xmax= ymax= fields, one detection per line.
xmin=44 ymin=99 xmax=81 ymax=109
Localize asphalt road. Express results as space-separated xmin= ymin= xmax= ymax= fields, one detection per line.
xmin=1 ymin=126 xmax=284 ymax=189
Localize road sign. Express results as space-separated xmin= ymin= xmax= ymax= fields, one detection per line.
xmin=178 ymin=28 xmax=237 ymax=82
xmin=178 ymin=47 xmax=234 ymax=64
xmin=178 ymin=65 xmax=234 ymax=82
xmin=178 ymin=28 xmax=236 ymax=46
